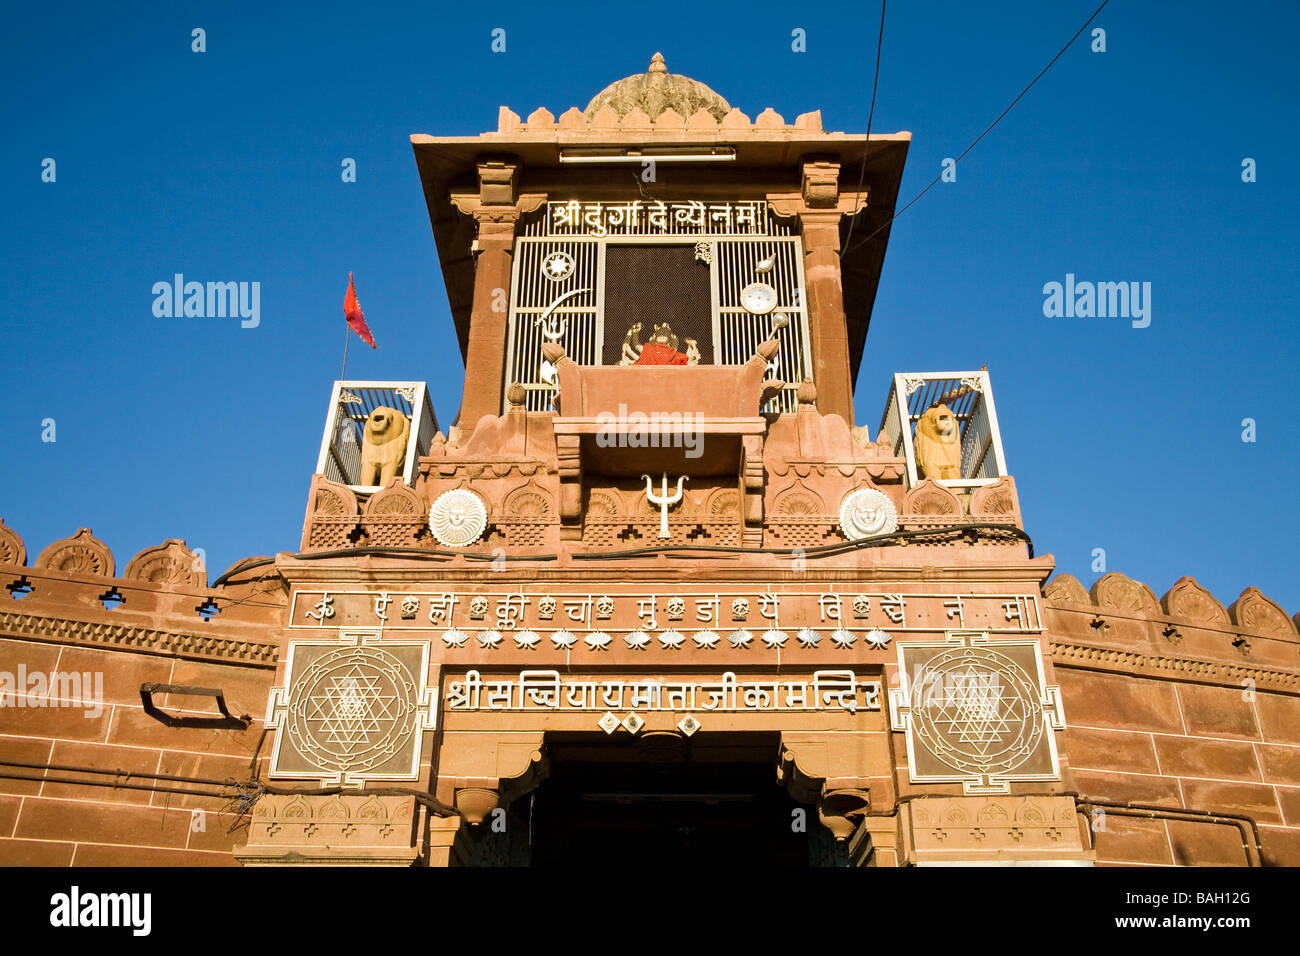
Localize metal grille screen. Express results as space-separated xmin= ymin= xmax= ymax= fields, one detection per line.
xmin=505 ymin=204 xmax=813 ymax=413
xmin=602 ymin=245 xmax=714 ymax=365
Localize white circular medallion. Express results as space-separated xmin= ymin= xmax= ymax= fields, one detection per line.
xmin=542 ymin=251 xmax=575 ymax=281
xmin=839 ymin=488 xmax=898 ymax=540
xmin=429 ymin=488 xmax=487 ymax=547
xmin=740 ymin=281 xmax=778 ymax=315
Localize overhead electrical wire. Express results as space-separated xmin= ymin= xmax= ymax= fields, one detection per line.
xmin=210 ymin=522 xmax=1033 ymax=588
xmin=841 ymin=0 xmax=1113 ymax=261
xmin=841 ymin=0 xmax=887 ymax=257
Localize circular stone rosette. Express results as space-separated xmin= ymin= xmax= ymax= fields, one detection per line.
xmin=428 ymin=488 xmax=488 ymax=547
xmin=285 ymin=645 xmax=419 ymax=775
xmin=838 ymin=488 xmax=897 ymax=540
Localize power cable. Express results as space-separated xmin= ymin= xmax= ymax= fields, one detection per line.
xmin=841 ymin=0 xmax=887 ymax=256
xmin=842 ymin=0 xmax=1112 ymax=261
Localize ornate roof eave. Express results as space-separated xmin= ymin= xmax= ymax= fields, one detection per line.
xmin=412 ymin=126 xmax=910 ymax=365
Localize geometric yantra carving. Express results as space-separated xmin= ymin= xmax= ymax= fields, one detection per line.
xmin=890 ymin=632 xmax=1064 ymax=795
xmin=266 ymin=633 xmax=436 ymax=787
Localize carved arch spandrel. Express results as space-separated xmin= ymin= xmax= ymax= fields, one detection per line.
xmin=1090 ymin=572 xmax=1160 ymax=618
xmin=501 ymin=481 xmax=555 ymax=523
xmin=903 ymin=479 xmax=962 ymax=517
xmin=772 ymin=480 xmax=827 ymax=518
xmin=1229 ymin=587 xmax=1296 ymax=639
xmin=309 ymin=475 xmax=359 ymax=517
xmin=705 ymin=486 xmax=741 ymax=521
xmin=364 ymin=480 xmax=423 ymax=517
xmin=0 ymin=518 xmax=26 ymax=566
xmin=35 ymin=528 xmax=115 ymax=578
xmin=970 ymin=476 xmax=1021 ymax=522
xmin=124 ymin=539 xmax=206 ymax=589
xmin=1161 ymin=576 xmax=1229 ymax=628
xmin=584 ymin=488 xmax=624 ymax=520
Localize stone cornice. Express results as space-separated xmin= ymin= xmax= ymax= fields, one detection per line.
xmin=0 ymin=608 xmax=279 ymax=667
xmin=1049 ymin=637 xmax=1299 ymax=694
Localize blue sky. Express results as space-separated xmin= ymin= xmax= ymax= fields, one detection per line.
xmin=3 ymin=0 xmax=1296 ymax=613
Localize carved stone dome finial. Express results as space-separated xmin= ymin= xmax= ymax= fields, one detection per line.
xmin=585 ymin=53 xmax=731 ymax=122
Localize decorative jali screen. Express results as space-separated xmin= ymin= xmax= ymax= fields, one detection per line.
xmin=505 ymin=200 xmax=813 ymax=412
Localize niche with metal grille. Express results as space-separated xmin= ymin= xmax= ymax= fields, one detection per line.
xmin=504 ymin=201 xmax=813 ymax=413
xmin=878 ymin=371 xmax=1008 ymax=490
xmin=314 ymin=381 xmax=439 ymax=492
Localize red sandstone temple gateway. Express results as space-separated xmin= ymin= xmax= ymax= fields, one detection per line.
xmin=2 ymin=56 xmax=1297 ymax=867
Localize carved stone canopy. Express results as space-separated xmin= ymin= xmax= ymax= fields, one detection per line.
xmin=584 ymin=53 xmax=731 ymax=122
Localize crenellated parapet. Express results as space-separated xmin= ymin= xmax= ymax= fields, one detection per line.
xmin=0 ymin=520 xmax=286 ymax=666
xmin=1043 ymin=570 xmax=1299 ymax=690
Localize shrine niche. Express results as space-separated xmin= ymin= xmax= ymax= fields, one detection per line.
xmin=0 ymin=519 xmax=26 ymax=567
xmin=35 ymin=528 xmax=115 ymax=577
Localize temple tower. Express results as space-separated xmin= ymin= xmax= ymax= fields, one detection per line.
xmin=247 ymin=55 xmax=1088 ymax=866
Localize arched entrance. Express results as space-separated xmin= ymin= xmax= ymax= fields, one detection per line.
xmin=462 ymin=732 xmax=847 ymax=866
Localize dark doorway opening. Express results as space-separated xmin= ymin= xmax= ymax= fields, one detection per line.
xmin=465 ymin=732 xmax=845 ymax=867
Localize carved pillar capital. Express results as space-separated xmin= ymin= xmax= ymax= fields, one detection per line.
xmin=556 ymin=433 xmax=584 ymax=540
xmin=801 ymin=158 xmax=842 ymax=209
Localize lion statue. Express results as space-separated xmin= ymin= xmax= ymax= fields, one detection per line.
xmin=359 ymin=406 xmax=410 ymax=486
xmin=914 ymin=404 xmax=963 ymax=480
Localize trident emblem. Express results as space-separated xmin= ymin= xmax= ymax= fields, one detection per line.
xmin=642 ymin=473 xmax=687 ymax=539
xmin=534 ymin=288 xmax=588 ymax=341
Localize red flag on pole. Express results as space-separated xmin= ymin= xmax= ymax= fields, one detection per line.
xmin=344 ymin=272 xmax=377 ymax=348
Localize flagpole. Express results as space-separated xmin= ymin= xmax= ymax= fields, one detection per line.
xmin=341 ymin=320 xmax=350 ymax=381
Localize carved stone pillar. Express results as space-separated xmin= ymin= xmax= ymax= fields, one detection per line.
xmin=450 ymin=159 xmax=545 ymax=432
xmin=769 ymin=158 xmax=858 ymax=426
xmin=799 ymin=207 xmax=854 ymax=426
xmin=425 ymin=812 xmax=463 ymax=867
xmin=459 ymin=215 xmax=519 ymax=428
xmin=740 ymin=433 xmax=765 ymax=547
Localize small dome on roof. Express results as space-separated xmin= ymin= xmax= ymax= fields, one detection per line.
xmin=584 ymin=53 xmax=731 ymax=122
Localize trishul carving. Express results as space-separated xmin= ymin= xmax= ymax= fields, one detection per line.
xmin=534 ymin=288 xmax=589 ymax=341
xmin=642 ymin=473 xmax=687 ymax=540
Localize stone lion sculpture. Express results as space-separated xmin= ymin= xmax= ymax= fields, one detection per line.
xmin=359 ymin=406 xmax=410 ymax=486
xmin=914 ymin=404 xmax=963 ymax=480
